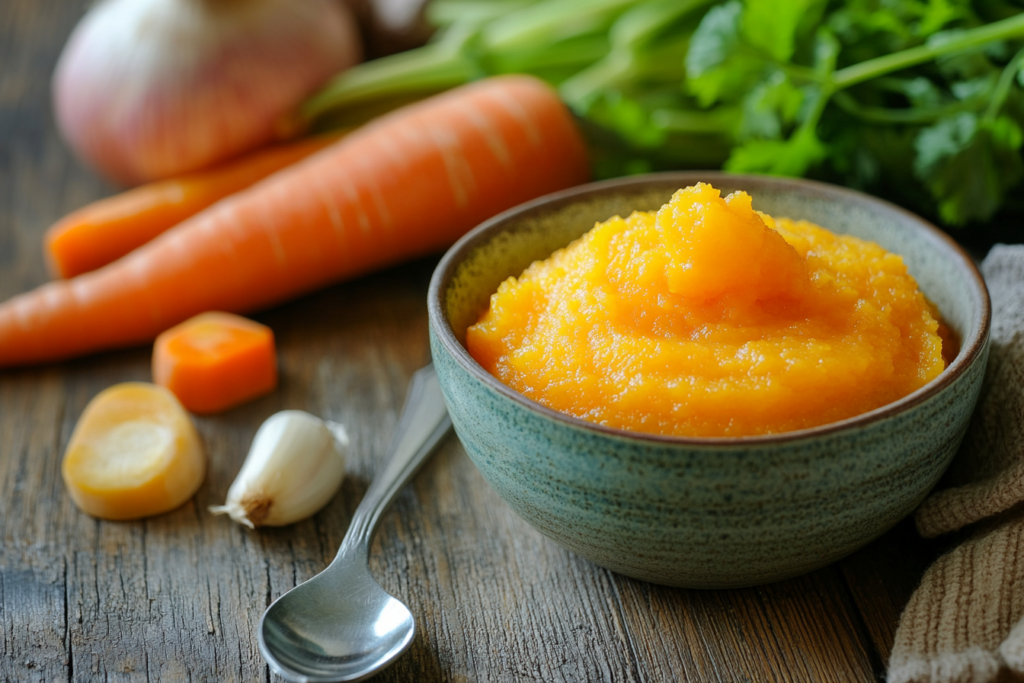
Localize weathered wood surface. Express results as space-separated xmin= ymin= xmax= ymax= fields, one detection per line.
xmin=0 ymin=2 xmax=947 ymax=681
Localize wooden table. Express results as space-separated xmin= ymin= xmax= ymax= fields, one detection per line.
xmin=1 ymin=3 xmax=951 ymax=681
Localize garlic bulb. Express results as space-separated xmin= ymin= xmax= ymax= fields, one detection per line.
xmin=52 ymin=0 xmax=361 ymax=185
xmin=210 ymin=410 xmax=348 ymax=528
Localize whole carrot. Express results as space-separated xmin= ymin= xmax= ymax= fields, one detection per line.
xmin=0 ymin=75 xmax=590 ymax=367
xmin=45 ymin=133 xmax=344 ymax=279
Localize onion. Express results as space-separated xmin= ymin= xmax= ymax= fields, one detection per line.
xmin=53 ymin=0 xmax=361 ymax=186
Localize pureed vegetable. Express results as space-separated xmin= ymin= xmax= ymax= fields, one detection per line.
xmin=466 ymin=183 xmax=946 ymax=437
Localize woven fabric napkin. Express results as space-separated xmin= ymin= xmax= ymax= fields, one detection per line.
xmin=888 ymin=244 xmax=1024 ymax=683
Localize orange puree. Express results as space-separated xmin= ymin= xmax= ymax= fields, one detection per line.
xmin=466 ymin=183 xmax=946 ymax=437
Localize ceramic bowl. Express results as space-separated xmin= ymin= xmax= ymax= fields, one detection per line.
xmin=427 ymin=172 xmax=990 ymax=589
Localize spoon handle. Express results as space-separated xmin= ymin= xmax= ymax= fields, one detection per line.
xmin=336 ymin=364 xmax=452 ymax=561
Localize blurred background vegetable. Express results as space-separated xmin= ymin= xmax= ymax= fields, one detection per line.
xmin=52 ymin=0 xmax=361 ymax=186
xmin=343 ymin=0 xmax=435 ymax=58
xmin=301 ymin=0 xmax=1024 ymax=231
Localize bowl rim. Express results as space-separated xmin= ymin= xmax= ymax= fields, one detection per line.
xmin=427 ymin=171 xmax=992 ymax=446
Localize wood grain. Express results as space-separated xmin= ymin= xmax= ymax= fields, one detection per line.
xmin=0 ymin=1 xmax=939 ymax=681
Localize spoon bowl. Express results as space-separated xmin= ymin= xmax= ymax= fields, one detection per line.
xmin=260 ymin=559 xmax=415 ymax=682
xmin=258 ymin=365 xmax=451 ymax=682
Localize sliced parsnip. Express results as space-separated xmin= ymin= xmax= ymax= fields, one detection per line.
xmin=62 ymin=382 xmax=206 ymax=520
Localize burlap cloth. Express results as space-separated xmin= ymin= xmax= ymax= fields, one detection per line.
xmin=889 ymin=244 xmax=1024 ymax=683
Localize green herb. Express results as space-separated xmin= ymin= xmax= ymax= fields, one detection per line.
xmin=299 ymin=0 xmax=1024 ymax=228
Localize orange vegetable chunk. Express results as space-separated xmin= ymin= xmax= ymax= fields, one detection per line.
xmin=62 ymin=382 xmax=206 ymax=520
xmin=153 ymin=312 xmax=278 ymax=415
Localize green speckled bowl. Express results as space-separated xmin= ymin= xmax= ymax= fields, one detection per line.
xmin=427 ymin=172 xmax=990 ymax=588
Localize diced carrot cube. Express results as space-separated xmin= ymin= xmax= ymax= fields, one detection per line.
xmin=153 ymin=312 xmax=278 ymax=414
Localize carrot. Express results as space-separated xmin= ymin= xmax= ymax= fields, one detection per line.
xmin=0 ymin=75 xmax=589 ymax=367
xmin=45 ymin=133 xmax=344 ymax=279
xmin=153 ymin=312 xmax=278 ymax=415
xmin=62 ymin=382 xmax=206 ymax=520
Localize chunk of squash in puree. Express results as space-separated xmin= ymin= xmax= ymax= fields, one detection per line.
xmin=466 ymin=183 xmax=946 ymax=437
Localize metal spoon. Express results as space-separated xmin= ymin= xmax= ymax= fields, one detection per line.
xmin=259 ymin=364 xmax=452 ymax=682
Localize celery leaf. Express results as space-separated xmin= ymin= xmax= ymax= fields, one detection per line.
xmin=724 ymin=126 xmax=828 ymax=176
xmin=914 ymin=112 xmax=1024 ymax=225
xmin=685 ymin=1 xmax=763 ymax=107
xmin=741 ymin=0 xmax=825 ymax=63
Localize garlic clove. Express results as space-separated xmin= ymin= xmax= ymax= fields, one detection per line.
xmin=210 ymin=410 xmax=348 ymax=528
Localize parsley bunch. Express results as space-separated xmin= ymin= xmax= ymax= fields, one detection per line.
xmin=300 ymin=0 xmax=1024 ymax=228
